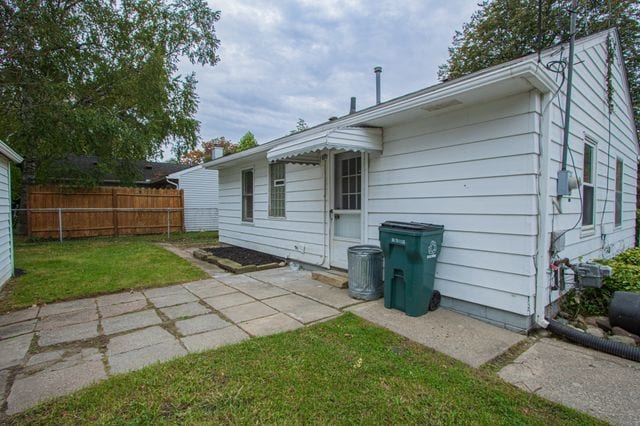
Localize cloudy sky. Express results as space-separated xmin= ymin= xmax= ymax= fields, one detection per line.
xmin=179 ymin=0 xmax=479 ymax=147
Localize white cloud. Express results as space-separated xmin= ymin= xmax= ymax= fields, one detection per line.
xmin=175 ymin=0 xmax=480 ymax=150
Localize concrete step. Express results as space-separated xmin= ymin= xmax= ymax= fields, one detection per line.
xmin=311 ymin=270 xmax=348 ymax=289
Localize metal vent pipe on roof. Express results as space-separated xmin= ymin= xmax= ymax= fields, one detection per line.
xmin=350 ymin=97 xmax=357 ymax=114
xmin=374 ymin=66 xmax=382 ymax=105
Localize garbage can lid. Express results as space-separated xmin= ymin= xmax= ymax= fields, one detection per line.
xmin=348 ymin=245 xmax=383 ymax=254
xmin=379 ymin=221 xmax=444 ymax=232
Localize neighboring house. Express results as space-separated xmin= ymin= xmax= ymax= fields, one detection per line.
xmin=204 ymin=30 xmax=638 ymax=331
xmin=167 ymin=164 xmax=219 ymax=232
xmin=58 ymin=155 xmax=188 ymax=188
xmin=0 ymin=142 xmax=23 ymax=288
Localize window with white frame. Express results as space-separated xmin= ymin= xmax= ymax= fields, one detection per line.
xmin=334 ymin=153 xmax=361 ymax=210
xmin=581 ymin=142 xmax=595 ymax=227
xmin=615 ymin=159 xmax=623 ymax=227
xmin=242 ymin=169 xmax=253 ymax=222
xmin=269 ymin=163 xmax=285 ymax=217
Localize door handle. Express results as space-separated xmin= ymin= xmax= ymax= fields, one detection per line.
xmin=329 ymin=209 xmax=334 ymax=220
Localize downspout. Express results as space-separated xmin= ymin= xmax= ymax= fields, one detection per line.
xmin=535 ymin=91 xmax=552 ymax=328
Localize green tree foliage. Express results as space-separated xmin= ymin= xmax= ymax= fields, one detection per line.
xmin=0 ymin=0 xmax=221 ymax=189
xmin=179 ymin=136 xmax=236 ymax=165
xmin=438 ymin=0 xmax=639 ymax=129
xmin=290 ymin=118 xmax=309 ymax=134
xmin=237 ymin=131 xmax=258 ymax=152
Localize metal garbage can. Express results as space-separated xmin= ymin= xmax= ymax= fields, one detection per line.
xmin=347 ymin=245 xmax=383 ymax=300
xmin=379 ymin=221 xmax=444 ymax=316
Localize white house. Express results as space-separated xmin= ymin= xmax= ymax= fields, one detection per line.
xmin=167 ymin=162 xmax=219 ymax=232
xmin=0 ymin=142 xmax=23 ymax=288
xmin=204 ymin=30 xmax=638 ymax=331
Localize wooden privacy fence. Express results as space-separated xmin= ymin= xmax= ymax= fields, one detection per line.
xmin=26 ymin=186 xmax=184 ymax=239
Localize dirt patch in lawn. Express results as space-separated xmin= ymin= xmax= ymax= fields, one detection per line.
xmin=203 ymin=246 xmax=282 ymax=266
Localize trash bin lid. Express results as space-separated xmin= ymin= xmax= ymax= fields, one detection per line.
xmin=348 ymin=245 xmax=382 ymax=255
xmin=379 ymin=221 xmax=443 ymax=232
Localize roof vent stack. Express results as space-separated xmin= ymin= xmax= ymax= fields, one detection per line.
xmin=349 ymin=97 xmax=357 ymax=114
xmin=374 ymin=66 xmax=382 ymax=105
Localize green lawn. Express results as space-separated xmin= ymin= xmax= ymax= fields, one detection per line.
xmin=1 ymin=237 xmax=210 ymax=312
xmin=9 ymin=314 xmax=600 ymax=425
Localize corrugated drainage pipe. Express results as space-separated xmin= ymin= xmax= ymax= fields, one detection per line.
xmin=547 ymin=319 xmax=640 ymax=362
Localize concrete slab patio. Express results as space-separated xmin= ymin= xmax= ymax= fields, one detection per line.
xmin=347 ymin=299 xmax=525 ymax=368
xmin=499 ymin=338 xmax=640 ymax=425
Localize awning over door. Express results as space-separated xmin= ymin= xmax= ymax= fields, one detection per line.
xmin=266 ymin=126 xmax=382 ymax=165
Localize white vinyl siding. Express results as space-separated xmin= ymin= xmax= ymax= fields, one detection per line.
xmin=218 ymin=161 xmax=326 ymax=265
xmin=542 ymin=33 xmax=637 ymax=292
xmin=0 ymin=157 xmax=14 ymax=287
xmin=269 ymin=163 xmax=285 ymax=217
xmin=176 ymin=166 xmax=219 ymax=231
xmin=367 ymin=93 xmax=539 ymax=322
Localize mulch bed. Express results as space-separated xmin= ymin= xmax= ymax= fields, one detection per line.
xmin=204 ymin=246 xmax=281 ymax=266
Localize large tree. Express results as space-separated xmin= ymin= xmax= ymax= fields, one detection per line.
xmin=438 ymin=0 xmax=639 ymax=129
xmin=0 ymin=0 xmax=221 ymax=194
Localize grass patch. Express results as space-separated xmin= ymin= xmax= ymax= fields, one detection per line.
xmin=1 ymin=239 xmax=208 ymax=312
xmin=9 ymin=314 xmax=601 ymax=425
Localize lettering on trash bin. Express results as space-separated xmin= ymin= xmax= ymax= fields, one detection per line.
xmin=426 ymin=240 xmax=438 ymax=259
xmin=391 ymin=237 xmax=406 ymax=246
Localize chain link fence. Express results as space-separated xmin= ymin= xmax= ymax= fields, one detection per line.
xmin=13 ymin=207 xmax=218 ymax=242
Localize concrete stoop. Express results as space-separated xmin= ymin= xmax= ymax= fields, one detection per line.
xmin=311 ymin=270 xmax=348 ymax=289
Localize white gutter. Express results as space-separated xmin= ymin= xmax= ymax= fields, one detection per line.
xmin=0 ymin=141 xmax=23 ymax=164
xmin=204 ymin=60 xmax=558 ymax=171
xmin=167 ymin=164 xmax=203 ymax=180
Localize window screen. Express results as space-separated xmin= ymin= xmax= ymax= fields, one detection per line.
xmin=269 ymin=163 xmax=285 ymax=217
xmin=615 ymin=159 xmax=623 ymax=227
xmin=242 ymin=169 xmax=253 ymax=222
xmin=582 ymin=143 xmax=595 ymax=227
xmin=334 ymin=154 xmax=361 ymax=210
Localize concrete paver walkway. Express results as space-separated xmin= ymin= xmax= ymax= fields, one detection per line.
xmin=0 ymin=262 xmax=356 ymax=416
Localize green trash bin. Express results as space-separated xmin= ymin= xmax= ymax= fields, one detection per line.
xmin=379 ymin=221 xmax=444 ymax=317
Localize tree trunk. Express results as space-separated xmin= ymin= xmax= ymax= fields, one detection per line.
xmin=15 ymin=158 xmax=36 ymax=236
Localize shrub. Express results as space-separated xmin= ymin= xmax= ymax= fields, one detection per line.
xmin=561 ymin=248 xmax=640 ymax=317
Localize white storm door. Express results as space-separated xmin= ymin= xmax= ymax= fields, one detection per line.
xmin=330 ymin=152 xmax=362 ymax=269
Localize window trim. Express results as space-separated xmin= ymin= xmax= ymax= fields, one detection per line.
xmin=581 ymin=139 xmax=596 ymax=233
xmin=614 ymin=157 xmax=623 ymax=228
xmin=241 ymin=168 xmax=254 ymax=223
xmin=268 ymin=162 xmax=286 ymax=219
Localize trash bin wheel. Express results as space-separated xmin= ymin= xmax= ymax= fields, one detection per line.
xmin=429 ymin=290 xmax=441 ymax=311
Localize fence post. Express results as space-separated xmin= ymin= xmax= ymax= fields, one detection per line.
xmin=58 ymin=208 xmax=63 ymax=242
xmin=112 ymin=188 xmax=119 ymax=237
xmin=167 ymin=208 xmax=171 ymax=239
